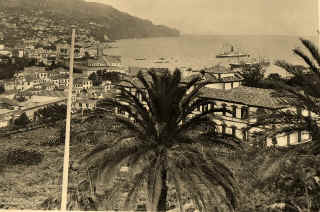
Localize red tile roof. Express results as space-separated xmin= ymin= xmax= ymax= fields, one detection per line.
xmin=200 ymin=86 xmax=285 ymax=109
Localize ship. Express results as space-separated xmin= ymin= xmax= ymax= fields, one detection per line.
xmin=216 ymin=44 xmax=250 ymax=58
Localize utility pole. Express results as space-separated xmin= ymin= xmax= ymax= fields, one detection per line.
xmin=318 ymin=0 xmax=320 ymax=48
xmin=61 ymin=28 xmax=75 ymax=211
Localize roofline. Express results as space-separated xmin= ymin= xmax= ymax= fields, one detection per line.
xmin=199 ymin=96 xmax=286 ymax=110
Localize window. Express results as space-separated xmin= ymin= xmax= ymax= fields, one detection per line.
xmin=241 ymin=107 xmax=248 ymax=119
xmin=257 ymin=108 xmax=265 ymax=122
xmin=231 ymin=126 xmax=236 ymax=136
xmin=232 ymin=105 xmax=237 ymax=118
xmin=222 ymin=104 xmax=227 ymax=116
xmin=197 ymin=105 xmax=201 ymax=112
xmin=242 ymin=130 xmax=247 ymax=141
xmin=210 ymin=102 xmax=215 ymax=111
xmin=221 ymin=125 xmax=226 ymax=135
xmin=203 ymin=104 xmax=208 ymax=112
xmin=272 ymin=136 xmax=277 ymax=145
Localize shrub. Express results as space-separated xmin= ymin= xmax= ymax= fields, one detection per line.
xmin=14 ymin=112 xmax=31 ymax=127
xmin=7 ymin=149 xmax=43 ymax=166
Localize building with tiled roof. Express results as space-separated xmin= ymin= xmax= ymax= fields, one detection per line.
xmin=73 ymin=98 xmax=98 ymax=112
xmin=73 ymin=77 xmax=93 ymax=90
xmin=0 ymin=93 xmax=67 ymax=128
xmin=87 ymin=58 xmax=107 ymax=67
xmin=182 ymin=65 xmax=243 ymax=90
xmin=114 ymin=67 xmax=312 ymax=147
xmin=196 ymin=85 xmax=312 ymax=147
xmin=200 ymin=87 xmax=283 ymax=109
xmin=103 ymin=55 xmax=121 ymax=67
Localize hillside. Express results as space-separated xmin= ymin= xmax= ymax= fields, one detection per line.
xmin=0 ymin=127 xmax=63 ymax=209
xmin=0 ymin=0 xmax=180 ymax=41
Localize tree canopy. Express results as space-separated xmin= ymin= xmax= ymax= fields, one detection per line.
xmin=79 ymin=68 xmax=242 ymax=211
xmin=249 ymin=38 xmax=320 ymax=155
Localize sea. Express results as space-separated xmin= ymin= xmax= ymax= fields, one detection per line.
xmin=103 ymin=35 xmax=317 ymax=77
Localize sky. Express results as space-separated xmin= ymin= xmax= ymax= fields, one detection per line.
xmin=86 ymin=0 xmax=319 ymax=36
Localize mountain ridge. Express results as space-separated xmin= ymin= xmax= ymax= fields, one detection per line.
xmin=0 ymin=0 xmax=180 ymax=41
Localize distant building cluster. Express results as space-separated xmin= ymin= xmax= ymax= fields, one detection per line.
xmin=0 ymin=8 xmax=313 ymax=149
xmin=115 ymin=66 xmax=313 ymax=148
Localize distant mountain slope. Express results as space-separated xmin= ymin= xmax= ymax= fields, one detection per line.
xmin=0 ymin=0 xmax=180 ymax=40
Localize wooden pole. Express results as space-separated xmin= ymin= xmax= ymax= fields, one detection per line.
xmin=61 ymin=28 xmax=75 ymax=210
xmin=318 ymin=0 xmax=320 ymax=47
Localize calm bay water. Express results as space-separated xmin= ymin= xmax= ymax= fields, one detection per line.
xmin=104 ymin=35 xmax=317 ymax=76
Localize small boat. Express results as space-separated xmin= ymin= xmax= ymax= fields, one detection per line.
xmin=216 ymin=44 xmax=250 ymax=58
xmin=136 ymin=58 xmax=146 ymax=61
xmin=159 ymin=57 xmax=166 ymax=60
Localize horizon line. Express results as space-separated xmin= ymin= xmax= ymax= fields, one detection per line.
xmin=179 ymin=33 xmax=317 ymax=37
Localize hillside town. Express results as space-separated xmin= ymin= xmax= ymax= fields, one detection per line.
xmin=0 ymin=6 xmax=122 ymax=130
xmin=1 ymin=1 xmax=320 ymax=211
xmin=0 ymin=26 xmax=313 ymax=147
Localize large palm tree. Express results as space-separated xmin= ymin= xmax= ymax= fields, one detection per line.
xmin=249 ymin=38 xmax=320 ymax=154
xmin=80 ymin=69 xmax=241 ymax=211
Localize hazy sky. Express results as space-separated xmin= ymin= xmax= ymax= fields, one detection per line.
xmin=86 ymin=0 xmax=318 ymax=36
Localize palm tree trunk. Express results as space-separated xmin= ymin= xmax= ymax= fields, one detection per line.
xmin=173 ymin=176 xmax=184 ymax=212
xmin=157 ymin=168 xmax=168 ymax=212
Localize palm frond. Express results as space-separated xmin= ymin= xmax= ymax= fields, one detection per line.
xmin=299 ymin=38 xmax=320 ymax=69
xmin=123 ymin=163 xmax=153 ymax=210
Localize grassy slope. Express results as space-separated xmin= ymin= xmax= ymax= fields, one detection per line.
xmin=0 ymin=127 xmax=64 ymax=209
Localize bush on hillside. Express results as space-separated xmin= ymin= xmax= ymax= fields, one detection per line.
xmin=14 ymin=112 xmax=31 ymax=127
xmin=7 ymin=149 xmax=43 ymax=166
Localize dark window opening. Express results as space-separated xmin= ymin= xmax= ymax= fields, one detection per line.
xmin=242 ymin=130 xmax=247 ymax=141
xmin=298 ymin=130 xmax=302 ymax=143
xmin=231 ymin=126 xmax=236 ymax=136
xmin=272 ymin=136 xmax=277 ymax=145
xmin=222 ymin=124 xmax=226 ymax=135
xmin=232 ymin=105 xmax=237 ymax=118
xmin=241 ymin=107 xmax=248 ymax=119
xmin=222 ymin=104 xmax=227 ymax=116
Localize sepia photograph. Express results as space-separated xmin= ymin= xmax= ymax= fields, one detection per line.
xmin=0 ymin=0 xmax=320 ymax=211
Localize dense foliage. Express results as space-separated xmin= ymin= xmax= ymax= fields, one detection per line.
xmin=14 ymin=112 xmax=31 ymax=127
xmin=97 ymin=71 xmax=121 ymax=84
xmin=88 ymin=72 xmax=102 ymax=86
xmin=234 ymin=147 xmax=320 ymax=212
xmin=249 ymin=38 xmax=320 ymax=155
xmin=239 ymin=64 xmax=266 ymax=88
xmin=36 ymin=104 xmax=67 ymax=124
xmin=7 ymin=149 xmax=43 ymax=166
xmin=79 ymin=69 xmax=242 ymax=211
